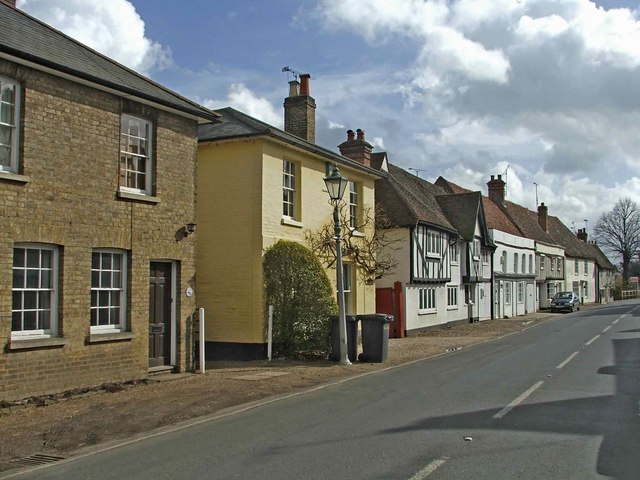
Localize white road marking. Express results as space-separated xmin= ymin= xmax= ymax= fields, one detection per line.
xmin=557 ymin=352 xmax=579 ymax=369
xmin=612 ymin=318 xmax=620 ymax=324
xmin=602 ymin=326 xmax=611 ymax=333
xmin=585 ymin=335 xmax=600 ymax=346
xmin=494 ymin=381 xmax=544 ymax=419
xmin=408 ymin=458 xmax=449 ymax=479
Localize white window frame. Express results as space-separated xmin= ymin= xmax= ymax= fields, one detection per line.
xmin=575 ymin=260 xmax=579 ymax=275
xmin=11 ymin=244 xmax=59 ymax=339
xmin=504 ymin=283 xmax=512 ymax=305
xmin=584 ymin=260 xmax=588 ymax=276
xmin=90 ymin=249 xmax=128 ymax=333
xmin=540 ymin=255 xmax=545 ymax=272
xmin=348 ymin=181 xmax=359 ymax=230
xmin=120 ymin=114 xmax=153 ymax=195
xmin=447 ymin=286 xmax=458 ymax=309
xmin=283 ymin=159 xmax=296 ymax=219
xmin=418 ymin=287 xmax=436 ymax=313
xmin=340 ymin=263 xmax=353 ymax=315
xmin=427 ymin=231 xmax=441 ymax=257
xmin=514 ymin=253 xmax=519 ymax=274
xmin=521 ymin=254 xmax=526 ymax=273
xmin=0 ymin=76 xmax=21 ymax=174
xmin=517 ymin=282 xmax=524 ymax=303
xmin=501 ymin=251 xmax=507 ymax=273
xmin=450 ymin=241 xmax=458 ymax=264
xmin=529 ymin=254 xmax=533 ymax=274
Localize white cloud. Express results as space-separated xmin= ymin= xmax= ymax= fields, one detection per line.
xmin=16 ymin=0 xmax=172 ymax=75
xmin=203 ymin=83 xmax=282 ymax=127
xmin=313 ymin=0 xmax=640 ymax=229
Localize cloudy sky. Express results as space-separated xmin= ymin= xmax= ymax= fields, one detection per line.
xmin=16 ymin=0 xmax=640 ymax=235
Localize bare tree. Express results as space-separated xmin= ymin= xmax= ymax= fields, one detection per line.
xmin=305 ymin=204 xmax=399 ymax=283
xmin=593 ymin=197 xmax=640 ymax=284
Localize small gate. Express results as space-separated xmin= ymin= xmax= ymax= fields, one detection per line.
xmin=375 ymin=281 xmax=405 ymax=338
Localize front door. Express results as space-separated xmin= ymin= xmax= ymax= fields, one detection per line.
xmin=149 ymin=262 xmax=172 ymax=368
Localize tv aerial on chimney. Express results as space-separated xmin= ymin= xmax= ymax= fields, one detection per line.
xmin=282 ymin=66 xmax=302 ymax=80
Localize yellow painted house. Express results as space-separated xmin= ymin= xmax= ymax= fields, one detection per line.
xmin=197 ymin=76 xmax=380 ymax=359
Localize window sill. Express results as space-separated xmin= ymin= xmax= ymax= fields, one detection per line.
xmin=0 ymin=171 xmax=30 ymax=184
xmin=418 ymin=309 xmax=437 ymax=315
xmin=88 ymin=331 xmax=134 ymax=343
xmin=117 ymin=188 xmax=159 ymax=204
xmin=447 ymin=306 xmax=458 ymax=311
xmin=9 ymin=337 xmax=68 ymax=351
xmin=281 ymin=217 xmax=303 ymax=228
xmin=349 ymin=229 xmax=365 ymax=238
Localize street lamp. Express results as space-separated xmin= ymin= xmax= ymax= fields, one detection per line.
xmin=324 ymin=164 xmax=351 ymax=365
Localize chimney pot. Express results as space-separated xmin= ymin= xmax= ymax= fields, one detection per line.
xmin=490 ymin=175 xmax=495 ymax=181
xmin=347 ymin=129 xmax=355 ymax=141
xmin=299 ymin=74 xmax=311 ymax=95
xmin=497 ymin=174 xmax=502 ymax=180
xmin=288 ymin=80 xmax=300 ymax=97
xmin=356 ymin=128 xmax=365 ymax=141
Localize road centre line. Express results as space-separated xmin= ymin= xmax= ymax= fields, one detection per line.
xmin=602 ymin=325 xmax=611 ymax=333
xmin=408 ymin=458 xmax=448 ymax=480
xmin=494 ymin=381 xmax=544 ymax=419
xmin=585 ymin=335 xmax=600 ymax=346
xmin=557 ymin=352 xmax=579 ymax=369
xmin=612 ymin=318 xmax=620 ymax=324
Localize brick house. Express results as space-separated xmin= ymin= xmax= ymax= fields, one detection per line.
xmin=196 ymin=76 xmax=380 ymax=360
xmin=0 ymin=2 xmax=217 ymax=400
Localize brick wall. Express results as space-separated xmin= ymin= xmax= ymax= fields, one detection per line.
xmin=0 ymin=59 xmax=199 ymax=400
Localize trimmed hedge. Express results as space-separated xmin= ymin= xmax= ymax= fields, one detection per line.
xmin=264 ymin=240 xmax=337 ymax=357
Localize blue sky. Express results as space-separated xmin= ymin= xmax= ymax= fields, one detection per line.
xmin=16 ymin=0 xmax=640 ymax=235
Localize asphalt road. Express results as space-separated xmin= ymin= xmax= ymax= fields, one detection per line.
xmin=5 ymin=300 xmax=639 ymax=480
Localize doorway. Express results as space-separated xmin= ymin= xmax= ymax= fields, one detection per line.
xmin=149 ymin=262 xmax=176 ymax=368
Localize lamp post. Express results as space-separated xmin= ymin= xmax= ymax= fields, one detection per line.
xmin=324 ymin=164 xmax=351 ymax=365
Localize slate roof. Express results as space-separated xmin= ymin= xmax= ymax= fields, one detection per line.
xmin=0 ymin=3 xmax=217 ymax=122
xmin=435 ymin=177 xmax=523 ymax=237
xmin=198 ymin=107 xmax=382 ymax=177
xmin=375 ymin=164 xmax=456 ymax=231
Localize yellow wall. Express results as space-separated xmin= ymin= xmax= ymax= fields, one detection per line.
xmin=197 ymin=137 xmax=376 ymax=346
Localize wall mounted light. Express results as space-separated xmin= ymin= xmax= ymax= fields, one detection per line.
xmin=185 ymin=223 xmax=197 ymax=236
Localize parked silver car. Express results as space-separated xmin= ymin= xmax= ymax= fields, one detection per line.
xmin=550 ymin=291 xmax=581 ymax=313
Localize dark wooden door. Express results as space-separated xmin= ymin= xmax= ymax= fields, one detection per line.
xmin=149 ymin=262 xmax=172 ymax=368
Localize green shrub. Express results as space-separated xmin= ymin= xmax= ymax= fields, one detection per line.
xmin=263 ymin=240 xmax=337 ymax=357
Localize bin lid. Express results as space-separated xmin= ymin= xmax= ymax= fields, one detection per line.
xmin=357 ymin=314 xmax=394 ymax=322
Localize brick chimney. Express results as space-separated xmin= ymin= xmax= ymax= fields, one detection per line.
xmin=538 ymin=202 xmax=548 ymax=232
xmin=487 ymin=174 xmax=506 ymax=203
xmin=0 ymin=0 xmax=17 ymax=7
xmin=283 ymin=73 xmax=316 ymax=143
xmin=577 ymin=228 xmax=588 ymax=242
xmin=338 ymin=128 xmax=372 ymax=167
